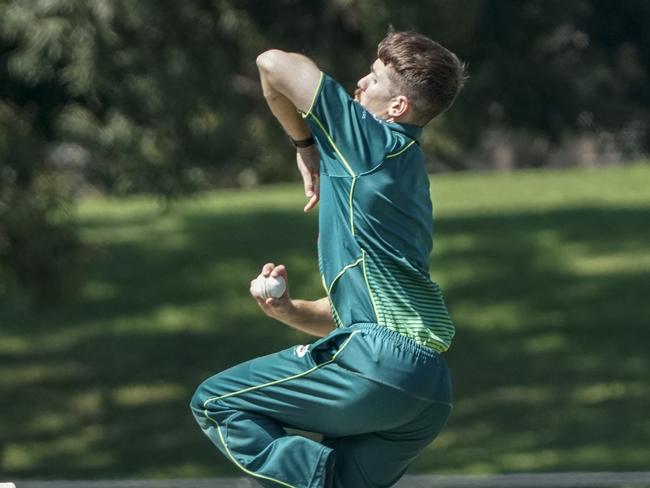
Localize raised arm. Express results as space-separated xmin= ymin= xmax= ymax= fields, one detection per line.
xmin=256 ymin=50 xmax=322 ymax=115
xmin=256 ymin=50 xmax=323 ymax=212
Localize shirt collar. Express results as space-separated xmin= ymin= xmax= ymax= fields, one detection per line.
xmin=386 ymin=121 xmax=423 ymax=142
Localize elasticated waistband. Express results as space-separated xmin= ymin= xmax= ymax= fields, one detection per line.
xmin=346 ymin=322 xmax=441 ymax=360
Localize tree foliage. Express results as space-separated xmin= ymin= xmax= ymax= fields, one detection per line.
xmin=1 ymin=0 xmax=648 ymax=300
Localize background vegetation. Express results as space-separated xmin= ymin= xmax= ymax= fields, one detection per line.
xmin=1 ymin=0 xmax=649 ymax=479
xmin=1 ymin=0 xmax=649 ymax=299
xmin=1 ymin=164 xmax=649 ymax=478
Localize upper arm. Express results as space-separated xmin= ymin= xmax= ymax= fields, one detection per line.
xmin=257 ymin=51 xmax=406 ymax=175
xmin=256 ymin=50 xmax=321 ymax=113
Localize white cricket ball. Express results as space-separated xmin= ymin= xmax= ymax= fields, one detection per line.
xmin=253 ymin=274 xmax=286 ymax=299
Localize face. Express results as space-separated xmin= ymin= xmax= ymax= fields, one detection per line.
xmin=355 ymin=59 xmax=403 ymax=120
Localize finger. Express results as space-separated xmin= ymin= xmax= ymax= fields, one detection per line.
xmin=303 ymin=177 xmax=314 ymax=197
xmin=297 ymin=164 xmax=314 ymax=197
xmin=313 ymin=173 xmax=320 ymax=198
xmin=250 ymin=285 xmax=261 ymax=299
xmin=303 ymin=193 xmax=319 ymax=212
xmin=308 ymin=171 xmax=320 ymax=197
xmin=262 ymin=262 xmax=275 ymax=276
xmin=304 ymin=174 xmax=320 ymax=212
xmin=270 ymin=264 xmax=286 ymax=278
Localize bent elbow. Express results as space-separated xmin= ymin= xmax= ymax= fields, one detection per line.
xmin=256 ymin=49 xmax=285 ymax=73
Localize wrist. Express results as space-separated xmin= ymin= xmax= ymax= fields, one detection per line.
xmin=290 ymin=136 xmax=315 ymax=148
xmin=283 ymin=299 xmax=302 ymax=321
xmin=296 ymin=144 xmax=318 ymax=157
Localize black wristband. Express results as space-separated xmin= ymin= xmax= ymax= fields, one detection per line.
xmin=290 ymin=136 xmax=315 ymax=148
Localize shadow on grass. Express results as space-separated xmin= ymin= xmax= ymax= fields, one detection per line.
xmin=1 ymin=205 xmax=649 ymax=477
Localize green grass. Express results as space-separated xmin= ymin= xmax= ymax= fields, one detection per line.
xmin=1 ymin=162 xmax=649 ymax=479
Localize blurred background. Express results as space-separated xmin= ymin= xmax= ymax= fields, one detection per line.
xmin=1 ymin=0 xmax=649 ymax=482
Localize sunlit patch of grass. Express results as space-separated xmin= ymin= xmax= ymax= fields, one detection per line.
xmin=450 ymin=302 xmax=527 ymax=330
xmin=571 ymin=382 xmax=650 ymax=405
xmin=432 ymin=161 xmax=650 ymax=216
xmin=112 ymin=383 xmax=186 ymax=407
xmin=0 ymin=362 xmax=89 ymax=387
xmin=4 ymin=426 xmax=110 ymax=472
xmin=568 ymin=251 xmax=650 ymax=276
xmin=522 ymin=332 xmax=568 ymax=354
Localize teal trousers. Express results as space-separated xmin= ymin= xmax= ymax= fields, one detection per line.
xmin=190 ymin=323 xmax=452 ymax=488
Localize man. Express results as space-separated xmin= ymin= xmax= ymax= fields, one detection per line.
xmin=191 ymin=31 xmax=466 ymax=488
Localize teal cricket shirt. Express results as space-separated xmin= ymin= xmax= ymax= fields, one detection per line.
xmin=302 ymin=72 xmax=455 ymax=352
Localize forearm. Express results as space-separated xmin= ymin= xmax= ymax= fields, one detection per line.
xmin=282 ymin=297 xmax=336 ymax=338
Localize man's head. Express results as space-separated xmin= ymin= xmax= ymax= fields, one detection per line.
xmin=355 ymin=31 xmax=467 ymax=126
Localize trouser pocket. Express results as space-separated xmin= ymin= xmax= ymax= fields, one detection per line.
xmin=310 ymin=329 xmax=358 ymax=365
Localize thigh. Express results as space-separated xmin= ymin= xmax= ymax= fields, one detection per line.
xmin=324 ymin=402 xmax=451 ymax=488
xmin=195 ymin=330 xmax=427 ymax=438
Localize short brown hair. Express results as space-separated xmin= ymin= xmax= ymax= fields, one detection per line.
xmin=378 ymin=31 xmax=467 ymax=125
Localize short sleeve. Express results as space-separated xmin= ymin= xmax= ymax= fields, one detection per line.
xmin=301 ymin=72 xmax=401 ymax=176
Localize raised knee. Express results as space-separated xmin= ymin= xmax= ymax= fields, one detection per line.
xmin=190 ymin=381 xmax=210 ymax=417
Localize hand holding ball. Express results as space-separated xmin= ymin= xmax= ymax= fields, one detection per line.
xmin=252 ymin=274 xmax=287 ymax=299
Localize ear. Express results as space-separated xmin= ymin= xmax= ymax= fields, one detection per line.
xmin=386 ymin=95 xmax=409 ymax=121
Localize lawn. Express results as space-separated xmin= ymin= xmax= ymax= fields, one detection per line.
xmin=1 ymin=162 xmax=649 ymax=479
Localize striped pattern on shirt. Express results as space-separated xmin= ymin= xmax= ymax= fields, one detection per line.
xmin=364 ymin=250 xmax=455 ymax=352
